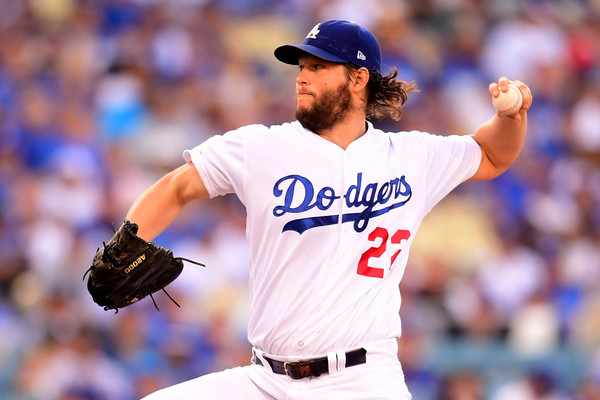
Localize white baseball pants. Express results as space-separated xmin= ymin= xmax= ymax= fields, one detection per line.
xmin=142 ymin=338 xmax=412 ymax=400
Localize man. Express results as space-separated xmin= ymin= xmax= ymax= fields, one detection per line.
xmin=135 ymin=20 xmax=532 ymax=400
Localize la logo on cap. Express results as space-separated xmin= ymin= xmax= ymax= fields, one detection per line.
xmin=274 ymin=20 xmax=383 ymax=74
xmin=306 ymin=24 xmax=320 ymax=39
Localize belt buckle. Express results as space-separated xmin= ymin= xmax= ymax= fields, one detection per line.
xmin=284 ymin=360 xmax=312 ymax=380
xmin=283 ymin=360 xmax=298 ymax=379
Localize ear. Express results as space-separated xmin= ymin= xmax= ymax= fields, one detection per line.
xmin=349 ymin=67 xmax=370 ymax=93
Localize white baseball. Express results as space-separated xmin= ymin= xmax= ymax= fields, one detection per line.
xmin=492 ymin=84 xmax=523 ymax=116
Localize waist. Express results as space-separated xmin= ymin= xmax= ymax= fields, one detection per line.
xmin=251 ymin=338 xmax=399 ymax=380
xmin=254 ymin=348 xmax=366 ymax=380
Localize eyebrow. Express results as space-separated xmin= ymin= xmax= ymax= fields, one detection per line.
xmin=298 ymin=55 xmax=338 ymax=68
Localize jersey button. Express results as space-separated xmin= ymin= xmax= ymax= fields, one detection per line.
xmin=297 ymin=340 xmax=304 ymax=347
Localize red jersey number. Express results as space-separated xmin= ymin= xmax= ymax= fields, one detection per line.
xmin=357 ymin=227 xmax=411 ymax=278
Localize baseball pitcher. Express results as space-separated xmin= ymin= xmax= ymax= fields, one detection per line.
xmin=87 ymin=20 xmax=532 ymax=399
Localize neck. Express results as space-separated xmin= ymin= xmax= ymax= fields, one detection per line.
xmin=315 ymin=113 xmax=368 ymax=150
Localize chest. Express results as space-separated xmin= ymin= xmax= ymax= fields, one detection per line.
xmin=245 ymin=136 xmax=425 ymax=236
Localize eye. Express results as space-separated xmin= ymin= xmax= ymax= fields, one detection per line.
xmin=298 ymin=61 xmax=326 ymax=71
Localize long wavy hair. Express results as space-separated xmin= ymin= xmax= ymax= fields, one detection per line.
xmin=346 ymin=64 xmax=418 ymax=121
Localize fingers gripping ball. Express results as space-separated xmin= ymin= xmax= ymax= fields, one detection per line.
xmin=84 ymin=220 xmax=204 ymax=313
xmin=492 ymin=84 xmax=523 ymax=116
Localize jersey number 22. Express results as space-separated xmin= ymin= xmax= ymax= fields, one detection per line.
xmin=357 ymin=227 xmax=411 ymax=278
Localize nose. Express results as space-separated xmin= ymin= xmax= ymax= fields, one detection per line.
xmin=296 ymin=69 xmax=308 ymax=86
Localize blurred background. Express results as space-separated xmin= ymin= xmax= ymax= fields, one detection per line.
xmin=1 ymin=0 xmax=599 ymax=399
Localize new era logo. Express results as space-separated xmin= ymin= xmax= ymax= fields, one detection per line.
xmin=357 ymin=51 xmax=366 ymax=61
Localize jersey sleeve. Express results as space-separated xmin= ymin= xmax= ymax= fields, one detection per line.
xmin=183 ymin=125 xmax=261 ymax=201
xmin=421 ymin=133 xmax=482 ymax=212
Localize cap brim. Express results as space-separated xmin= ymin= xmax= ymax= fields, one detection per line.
xmin=274 ymin=44 xmax=347 ymax=65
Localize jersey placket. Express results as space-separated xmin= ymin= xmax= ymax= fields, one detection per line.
xmin=288 ymin=147 xmax=350 ymax=353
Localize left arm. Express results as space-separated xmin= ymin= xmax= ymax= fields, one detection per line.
xmin=470 ymin=77 xmax=533 ymax=181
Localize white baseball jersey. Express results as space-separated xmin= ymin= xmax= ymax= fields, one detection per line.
xmin=183 ymin=121 xmax=481 ymax=358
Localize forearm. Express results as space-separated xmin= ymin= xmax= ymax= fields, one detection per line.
xmin=470 ymin=78 xmax=532 ymax=181
xmin=471 ymin=110 xmax=527 ymax=179
xmin=125 ymin=163 xmax=208 ymax=240
xmin=125 ymin=179 xmax=185 ymax=241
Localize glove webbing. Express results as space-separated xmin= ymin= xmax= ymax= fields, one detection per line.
xmin=149 ymin=256 xmax=204 ymax=312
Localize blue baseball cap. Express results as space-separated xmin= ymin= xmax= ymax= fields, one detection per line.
xmin=275 ymin=20 xmax=382 ymax=74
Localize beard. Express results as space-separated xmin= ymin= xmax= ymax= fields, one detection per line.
xmin=295 ymin=81 xmax=353 ymax=133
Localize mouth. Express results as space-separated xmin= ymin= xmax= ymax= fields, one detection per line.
xmin=296 ymin=91 xmax=313 ymax=98
xmin=296 ymin=89 xmax=315 ymax=101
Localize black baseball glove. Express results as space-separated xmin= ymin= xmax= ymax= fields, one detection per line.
xmin=84 ymin=220 xmax=204 ymax=313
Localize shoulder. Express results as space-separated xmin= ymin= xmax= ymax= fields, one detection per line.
xmin=372 ymin=127 xmax=479 ymax=161
xmin=267 ymin=121 xmax=306 ymax=135
xmin=382 ymin=128 xmax=477 ymax=146
xmin=223 ymin=121 xmax=303 ymax=137
xmin=224 ymin=123 xmax=270 ymax=136
xmin=373 ymin=126 xmax=433 ymax=145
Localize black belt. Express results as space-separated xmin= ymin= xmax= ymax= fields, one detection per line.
xmin=254 ymin=348 xmax=367 ymax=380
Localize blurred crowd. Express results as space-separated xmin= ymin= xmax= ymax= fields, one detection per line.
xmin=1 ymin=0 xmax=600 ymax=399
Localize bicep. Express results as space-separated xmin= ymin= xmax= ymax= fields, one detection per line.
xmin=173 ymin=162 xmax=210 ymax=203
